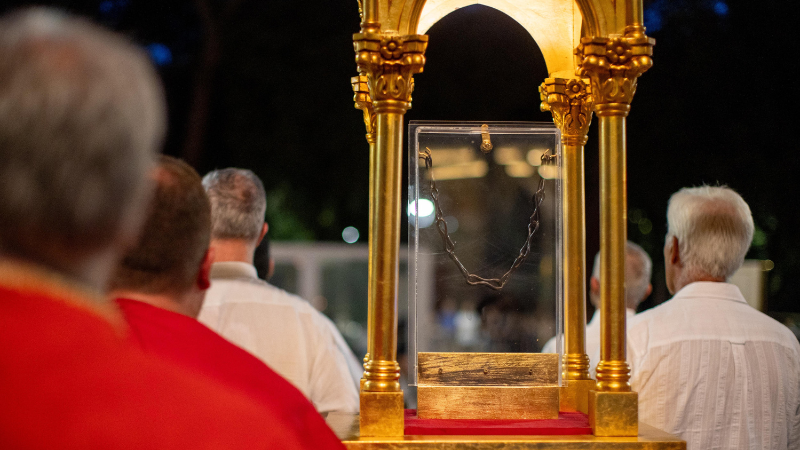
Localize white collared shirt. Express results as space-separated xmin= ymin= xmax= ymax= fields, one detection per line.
xmin=541 ymin=308 xmax=636 ymax=379
xmin=628 ymin=282 xmax=800 ymax=450
xmin=198 ymin=262 xmax=360 ymax=414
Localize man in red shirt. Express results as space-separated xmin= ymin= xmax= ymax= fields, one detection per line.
xmin=109 ymin=156 xmax=345 ymax=450
xmin=0 ymin=9 xmax=306 ymax=449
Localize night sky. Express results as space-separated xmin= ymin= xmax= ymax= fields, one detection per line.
xmin=3 ymin=0 xmax=799 ymax=316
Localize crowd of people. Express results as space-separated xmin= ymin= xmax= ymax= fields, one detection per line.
xmin=0 ymin=7 xmax=798 ymax=450
xmin=0 ymin=9 xmax=353 ymax=449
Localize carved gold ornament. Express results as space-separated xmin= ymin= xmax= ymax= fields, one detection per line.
xmin=380 ymin=37 xmax=404 ymax=60
xmin=540 ymin=78 xmax=594 ymax=145
xmin=351 ymin=74 xmax=376 ymax=143
xmin=354 ymin=33 xmax=428 ymax=108
xmin=575 ymin=35 xmax=654 ymax=112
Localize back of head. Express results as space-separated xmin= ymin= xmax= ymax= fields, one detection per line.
xmin=110 ymin=156 xmax=210 ymax=295
xmin=590 ymin=241 xmax=653 ymax=309
xmin=0 ymin=9 xmax=165 ymax=265
xmin=666 ymin=185 xmax=754 ymax=281
xmin=203 ymin=168 xmax=266 ymax=242
xmin=624 ymin=241 xmax=652 ymax=309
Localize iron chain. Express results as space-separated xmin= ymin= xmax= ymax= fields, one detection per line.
xmin=418 ymin=147 xmax=548 ymax=291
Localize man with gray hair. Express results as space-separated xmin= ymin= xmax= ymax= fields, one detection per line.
xmin=628 ymin=185 xmax=800 ymax=450
xmin=0 ymin=9 xmax=305 ymax=449
xmin=542 ymin=241 xmax=652 ymax=378
xmin=199 ymin=168 xmax=360 ymax=415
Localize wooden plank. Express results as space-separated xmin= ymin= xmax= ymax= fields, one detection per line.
xmin=417 ymin=352 xmax=559 ymax=386
xmin=417 ymin=385 xmax=559 ymax=420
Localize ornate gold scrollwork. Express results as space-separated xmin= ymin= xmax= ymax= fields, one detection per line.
xmin=575 ymin=35 xmax=654 ymax=116
xmin=353 ymin=33 xmax=428 ymax=113
xmin=540 ymin=78 xmax=594 ymax=146
xmin=351 ymin=74 xmax=376 ymax=144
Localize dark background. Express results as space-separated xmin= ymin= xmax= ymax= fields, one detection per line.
xmin=3 ymin=0 xmax=798 ymax=317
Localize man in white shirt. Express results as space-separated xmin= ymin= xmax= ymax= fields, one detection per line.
xmin=628 ymin=185 xmax=800 ymax=450
xmin=542 ymin=241 xmax=652 ymax=378
xmin=198 ymin=168 xmax=360 ymax=415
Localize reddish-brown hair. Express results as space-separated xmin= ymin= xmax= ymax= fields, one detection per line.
xmin=110 ymin=156 xmax=210 ymax=294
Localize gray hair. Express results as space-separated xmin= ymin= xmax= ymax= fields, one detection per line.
xmin=666 ymin=185 xmax=754 ymax=281
xmin=0 ymin=9 xmax=165 ymax=256
xmin=202 ymin=168 xmax=267 ymax=241
xmin=591 ymin=241 xmax=652 ymax=308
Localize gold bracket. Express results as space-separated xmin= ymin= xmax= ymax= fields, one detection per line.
xmin=351 ymin=74 xmax=376 ymax=144
xmin=479 ymin=123 xmax=492 ymax=153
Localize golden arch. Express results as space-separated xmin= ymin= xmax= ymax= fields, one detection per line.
xmin=368 ymin=0 xmax=637 ymax=46
xmin=415 ymin=0 xmax=582 ymax=77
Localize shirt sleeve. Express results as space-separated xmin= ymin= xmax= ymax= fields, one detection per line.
xmin=627 ymin=317 xmax=648 ymax=387
xmin=319 ymin=313 xmax=364 ymax=387
xmin=791 ymin=351 xmax=800 ymax=448
xmin=305 ymin=312 xmax=360 ymax=415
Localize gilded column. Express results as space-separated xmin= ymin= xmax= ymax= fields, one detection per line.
xmin=352 ymin=74 xmax=376 ymax=390
xmin=354 ymin=31 xmax=427 ymax=437
xmin=576 ymin=32 xmax=653 ymax=436
xmin=540 ymin=78 xmax=595 ymax=414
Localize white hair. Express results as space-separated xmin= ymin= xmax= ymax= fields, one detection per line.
xmin=0 ymin=8 xmax=165 ymax=255
xmin=591 ymin=241 xmax=652 ymax=308
xmin=666 ymin=185 xmax=754 ymax=282
xmin=203 ymin=168 xmax=267 ymax=241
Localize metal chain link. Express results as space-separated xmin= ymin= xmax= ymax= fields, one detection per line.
xmin=418 ymin=147 xmax=549 ymax=291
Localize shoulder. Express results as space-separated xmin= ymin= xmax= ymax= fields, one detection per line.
xmin=119 ymin=351 xmax=308 ymax=449
xmin=627 ymin=300 xmax=672 ymax=335
xmin=752 ymin=312 xmax=800 ymax=354
xmin=0 ymin=300 xmax=304 ymax=448
xmin=210 ymin=278 xmax=308 ymax=306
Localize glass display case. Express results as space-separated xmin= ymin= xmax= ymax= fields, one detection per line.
xmin=407 ymin=121 xmax=563 ymax=419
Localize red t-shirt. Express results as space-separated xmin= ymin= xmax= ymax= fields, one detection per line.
xmin=116 ymin=298 xmax=345 ymax=450
xmin=0 ymin=273 xmax=307 ymax=450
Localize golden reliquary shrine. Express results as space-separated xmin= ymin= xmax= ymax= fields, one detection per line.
xmin=330 ymin=0 xmax=685 ymax=448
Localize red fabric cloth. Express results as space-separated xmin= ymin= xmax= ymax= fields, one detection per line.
xmin=404 ymin=409 xmax=592 ymax=435
xmin=116 ymin=298 xmax=345 ymax=450
xmin=0 ymin=279 xmax=307 ymax=449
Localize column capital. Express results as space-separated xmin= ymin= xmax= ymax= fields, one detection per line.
xmin=575 ymin=35 xmax=654 ymax=115
xmin=353 ymin=33 xmax=428 ymax=113
xmin=540 ymin=77 xmax=594 ymax=146
xmin=351 ymin=74 xmax=376 ymax=144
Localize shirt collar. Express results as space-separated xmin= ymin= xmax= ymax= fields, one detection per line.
xmin=672 ymin=281 xmax=748 ymax=304
xmin=209 ymin=261 xmax=258 ymax=281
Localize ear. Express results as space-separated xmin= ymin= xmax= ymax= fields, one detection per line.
xmin=669 ymin=235 xmax=681 ymax=266
xmin=256 ymin=223 xmax=269 ymax=245
xmin=590 ymin=276 xmax=600 ymax=295
xmin=267 ymin=258 xmax=275 ymax=281
xmin=645 ymin=283 xmax=653 ymax=298
xmin=196 ymin=248 xmax=214 ymax=290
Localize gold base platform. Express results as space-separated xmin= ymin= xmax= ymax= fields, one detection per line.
xmin=327 ymin=413 xmax=686 ymax=450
